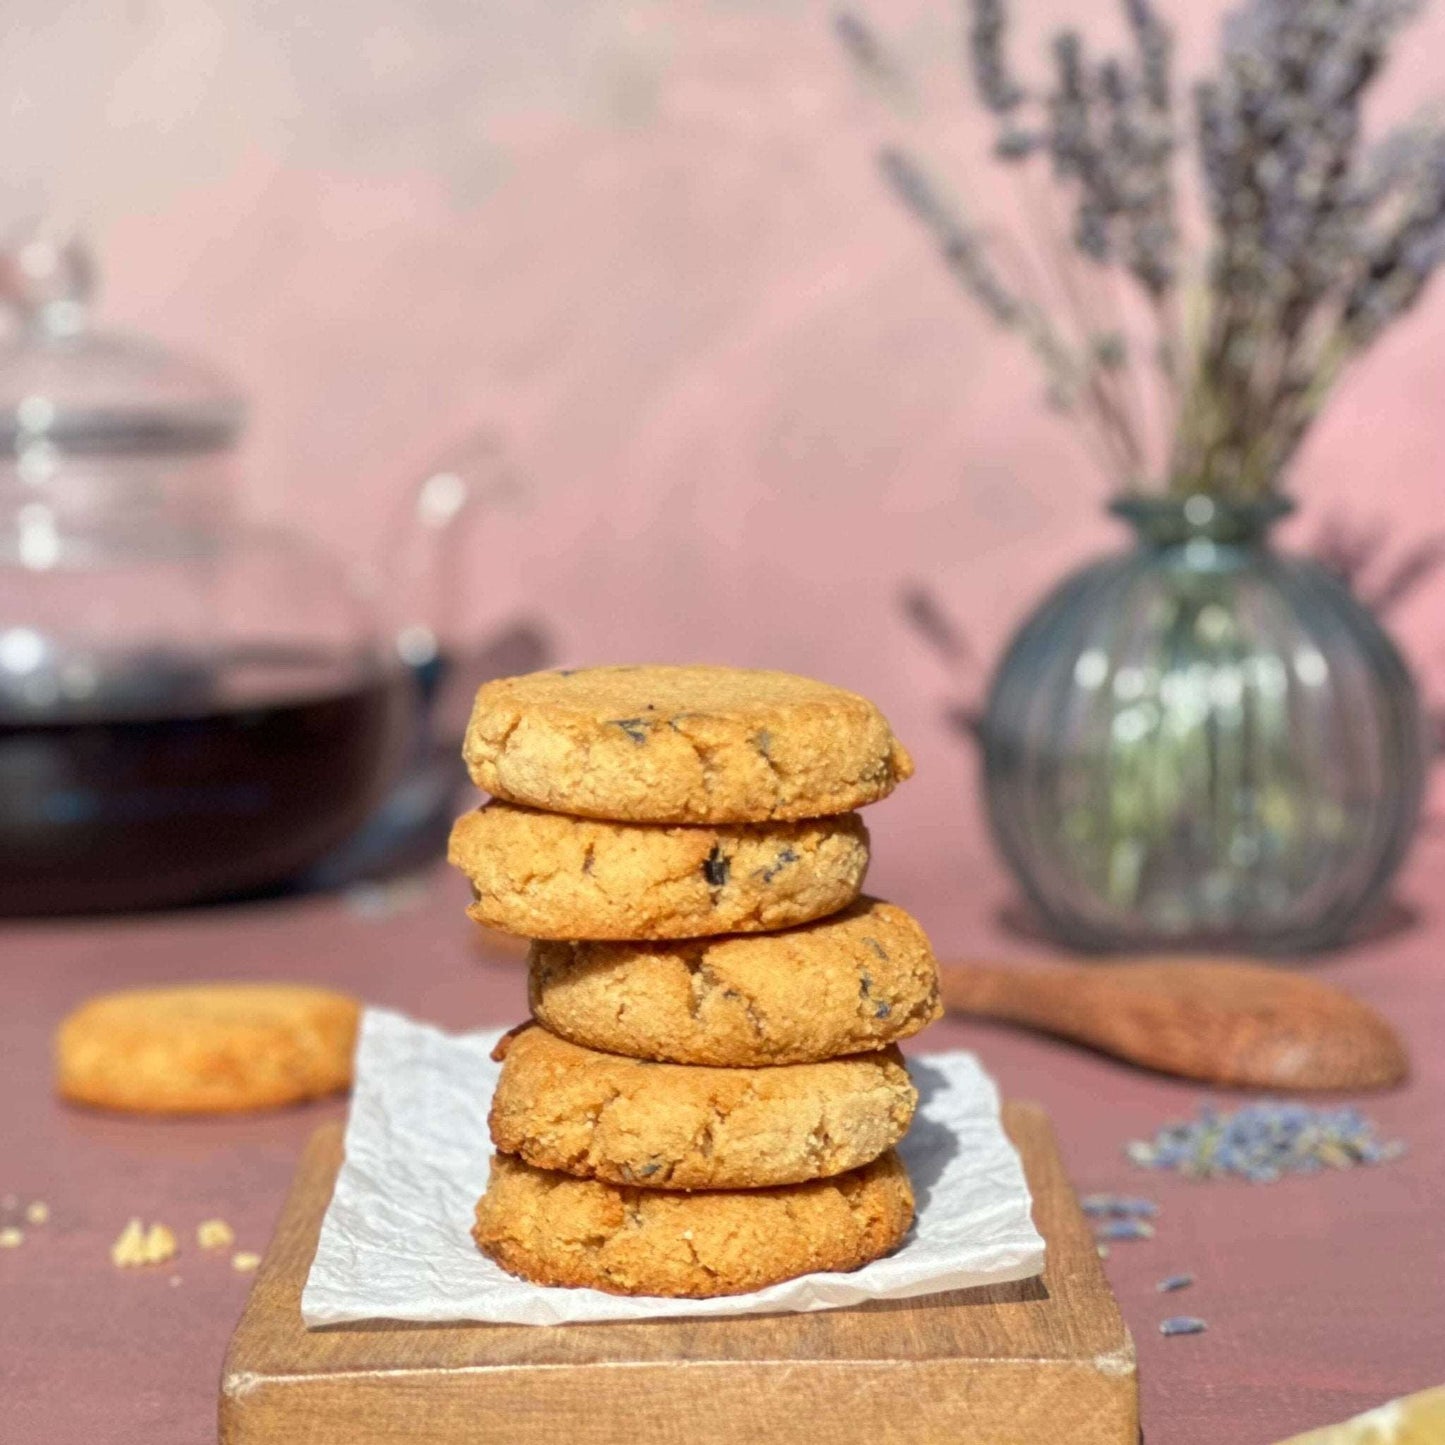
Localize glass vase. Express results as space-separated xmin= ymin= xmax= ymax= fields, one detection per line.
xmin=980 ymin=495 xmax=1427 ymax=952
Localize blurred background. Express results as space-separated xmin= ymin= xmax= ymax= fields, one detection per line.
xmin=3 ymin=0 xmax=1444 ymax=934
xmin=9 ymin=13 xmax=1445 ymax=1440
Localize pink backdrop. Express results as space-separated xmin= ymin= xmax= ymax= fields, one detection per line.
xmin=10 ymin=0 xmax=1445 ymax=917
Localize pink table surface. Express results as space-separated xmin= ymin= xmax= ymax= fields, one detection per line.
xmin=3 ymin=828 xmax=1443 ymax=1445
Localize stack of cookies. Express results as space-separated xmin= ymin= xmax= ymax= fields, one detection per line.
xmin=447 ymin=665 xmax=942 ymax=1298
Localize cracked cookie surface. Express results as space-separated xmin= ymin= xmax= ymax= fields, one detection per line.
xmin=488 ymin=1024 xmax=916 ymax=1189
xmin=473 ymin=1148 xmax=914 ymax=1297
xmin=462 ymin=664 xmax=913 ymax=823
xmin=530 ymin=898 xmax=942 ymax=1065
xmin=448 ymin=802 xmax=868 ymax=940
xmin=56 ymin=984 xmax=359 ymax=1114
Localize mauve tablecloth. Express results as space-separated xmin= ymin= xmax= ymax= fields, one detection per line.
xmin=2 ymin=822 xmax=1442 ymax=1445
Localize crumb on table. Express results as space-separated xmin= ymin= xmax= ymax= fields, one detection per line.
xmin=111 ymin=1219 xmax=179 ymax=1268
xmin=197 ymin=1219 xmax=234 ymax=1251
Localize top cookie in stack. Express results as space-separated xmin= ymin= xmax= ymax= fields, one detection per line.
xmin=448 ymin=665 xmax=941 ymax=1299
xmin=461 ymin=664 xmax=914 ymax=824
xmin=449 ymin=664 xmax=912 ymax=941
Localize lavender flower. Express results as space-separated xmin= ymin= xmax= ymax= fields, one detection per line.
xmin=968 ymin=0 xmax=1026 ymax=113
xmin=1124 ymin=0 xmax=1172 ymax=112
xmin=995 ymin=128 xmax=1042 ymax=160
xmin=966 ymin=0 xmax=1043 ymax=162
xmin=1343 ymin=138 xmax=1445 ymax=345
xmin=1048 ymin=31 xmax=1091 ymax=182
xmin=833 ymin=9 xmax=913 ymax=107
xmin=877 ymin=147 xmax=1021 ymax=324
xmin=1099 ymin=54 xmax=1178 ymax=294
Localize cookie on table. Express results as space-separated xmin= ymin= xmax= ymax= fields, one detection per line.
xmin=56 ymin=983 xmax=359 ymax=1115
xmin=530 ymin=897 xmax=942 ymax=1066
xmin=448 ymin=802 xmax=868 ymax=941
xmin=473 ymin=1149 xmax=914 ymax=1298
xmin=462 ymin=664 xmax=913 ymax=824
xmin=489 ymin=1024 xmax=916 ymax=1190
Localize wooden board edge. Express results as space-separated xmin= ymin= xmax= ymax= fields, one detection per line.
xmin=220 ymin=1102 xmax=1139 ymax=1444
xmin=222 ymin=1354 xmax=1137 ymax=1445
xmin=220 ymin=1120 xmax=345 ymax=1426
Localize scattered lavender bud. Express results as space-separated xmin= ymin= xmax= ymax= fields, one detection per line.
xmin=1080 ymin=1192 xmax=1158 ymax=1218
xmin=1113 ymin=1196 xmax=1159 ymax=1218
xmin=1096 ymin=1218 xmax=1155 ymax=1242
xmin=1126 ymin=1102 xmax=1404 ymax=1182
xmin=1160 ymin=1316 xmax=1207 ymax=1337
xmin=1156 ymin=1273 xmax=1194 ymax=1293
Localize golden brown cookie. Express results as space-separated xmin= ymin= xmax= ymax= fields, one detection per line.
xmin=462 ymin=665 xmax=913 ymax=823
xmin=489 ymin=1024 xmax=916 ymax=1189
xmin=530 ymin=898 xmax=942 ymax=1065
xmin=56 ymin=983 xmax=359 ymax=1115
xmin=473 ymin=1149 xmax=914 ymax=1297
xmin=448 ymin=802 xmax=868 ymax=940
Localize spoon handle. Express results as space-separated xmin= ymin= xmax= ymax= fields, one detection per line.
xmin=938 ymin=959 xmax=1101 ymax=1033
xmin=937 ymin=958 xmax=1242 ymax=1083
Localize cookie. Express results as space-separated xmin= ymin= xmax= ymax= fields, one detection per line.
xmin=56 ymin=983 xmax=359 ymax=1115
xmin=473 ymin=1149 xmax=914 ymax=1297
xmin=462 ymin=665 xmax=913 ymax=823
xmin=530 ymin=898 xmax=942 ymax=1065
xmin=489 ymin=1024 xmax=916 ymax=1189
xmin=448 ymin=802 xmax=868 ymax=940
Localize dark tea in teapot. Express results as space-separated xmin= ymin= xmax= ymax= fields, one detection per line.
xmin=0 ymin=644 xmax=406 ymax=913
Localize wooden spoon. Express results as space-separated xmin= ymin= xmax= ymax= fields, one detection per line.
xmin=938 ymin=956 xmax=1408 ymax=1091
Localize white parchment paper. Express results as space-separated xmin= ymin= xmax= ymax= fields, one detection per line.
xmin=301 ymin=1008 xmax=1045 ymax=1327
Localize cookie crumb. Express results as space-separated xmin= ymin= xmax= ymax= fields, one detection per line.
xmin=112 ymin=1218 xmax=179 ymax=1267
xmin=144 ymin=1223 xmax=178 ymax=1265
xmin=0 ymin=1227 xmax=23 ymax=1249
xmin=111 ymin=1218 xmax=148 ymax=1267
xmin=232 ymin=1251 xmax=261 ymax=1273
xmin=197 ymin=1218 xmax=234 ymax=1251
xmin=25 ymin=1202 xmax=49 ymax=1226
xmin=168 ymin=1276 xmax=183 ymax=1287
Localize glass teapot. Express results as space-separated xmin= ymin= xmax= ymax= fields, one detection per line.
xmin=0 ymin=229 xmax=513 ymax=914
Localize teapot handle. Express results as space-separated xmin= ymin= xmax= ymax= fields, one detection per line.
xmin=378 ymin=427 xmax=526 ymax=688
xmin=301 ymin=431 xmax=529 ymax=890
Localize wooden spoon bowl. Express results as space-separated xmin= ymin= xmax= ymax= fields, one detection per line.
xmin=938 ymin=955 xmax=1409 ymax=1092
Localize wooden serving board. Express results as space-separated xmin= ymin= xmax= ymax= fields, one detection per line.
xmin=220 ymin=1103 xmax=1137 ymax=1444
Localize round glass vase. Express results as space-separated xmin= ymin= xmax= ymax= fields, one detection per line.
xmin=979 ymin=494 xmax=1428 ymax=952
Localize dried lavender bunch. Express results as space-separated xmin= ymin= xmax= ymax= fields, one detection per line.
xmin=998 ymin=2 xmax=1179 ymax=305
xmin=1182 ymin=0 xmax=1427 ymax=493
xmin=837 ymin=0 xmax=1445 ymax=501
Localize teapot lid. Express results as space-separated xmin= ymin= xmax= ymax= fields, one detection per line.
xmin=0 ymin=227 xmax=244 ymax=456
